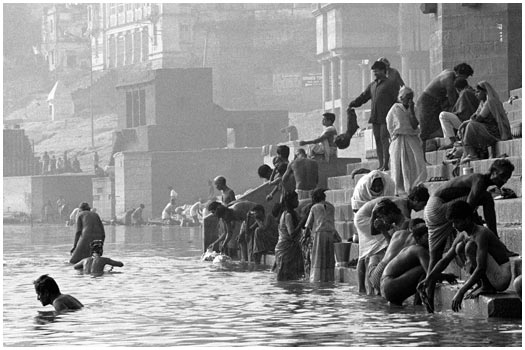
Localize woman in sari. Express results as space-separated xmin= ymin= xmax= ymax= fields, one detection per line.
xmin=386 ymin=86 xmax=427 ymax=196
xmin=274 ymin=191 xmax=304 ymax=281
xmin=305 ymin=188 xmax=342 ymax=283
xmin=459 ymin=81 xmax=512 ymax=160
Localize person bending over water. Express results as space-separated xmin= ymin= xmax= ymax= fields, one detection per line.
xmin=423 ymin=158 xmax=515 ymax=311
xmin=73 ymin=240 xmax=123 ymax=276
xmin=418 ymin=201 xmax=511 ymax=313
xmin=381 ymin=223 xmax=456 ymax=306
xmin=368 ymin=218 xmax=424 ymax=294
xmin=34 ymin=275 xmax=83 ymax=313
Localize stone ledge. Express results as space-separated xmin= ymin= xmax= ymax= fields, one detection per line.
xmin=434 ymin=284 xmax=522 ymax=318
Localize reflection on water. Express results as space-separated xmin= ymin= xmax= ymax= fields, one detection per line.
xmin=3 ymin=224 xmax=522 ymax=346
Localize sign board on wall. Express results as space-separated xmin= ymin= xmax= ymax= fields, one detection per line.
xmin=302 ymin=73 xmax=322 ymax=87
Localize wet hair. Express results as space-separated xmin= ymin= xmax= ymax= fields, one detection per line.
xmin=454 ymin=77 xmax=469 ymax=90
xmin=446 ymin=200 xmax=474 ymax=220
xmin=374 ymin=198 xmax=402 ymax=218
xmin=371 ymin=60 xmax=387 ymax=71
xmin=79 ymin=202 xmax=90 ymax=211
xmin=257 ymin=164 xmax=273 ymax=180
xmin=408 ymin=184 xmax=430 ymax=203
xmin=282 ymin=191 xmax=299 ymax=226
xmin=412 ymin=223 xmax=428 ymax=241
xmin=409 ymin=218 xmax=426 ymax=231
xmin=276 ymin=145 xmax=290 ymax=160
xmin=214 ymin=176 xmax=226 ymax=185
xmin=489 ymin=159 xmax=515 ymax=175
xmin=454 ymin=63 xmax=474 ymax=77
xmin=90 ymin=240 xmax=104 ymax=255
xmin=311 ymin=188 xmax=326 ymax=204
xmin=34 ymin=275 xmax=60 ymax=295
xmin=296 ymin=148 xmax=307 ymax=157
xmin=322 ymin=112 xmax=336 ymax=123
xmin=251 ymin=204 xmax=265 ymax=215
xmin=207 ymin=201 xmax=221 ymax=212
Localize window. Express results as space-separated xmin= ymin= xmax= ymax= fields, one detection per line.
xmin=126 ymin=91 xmax=133 ymax=128
xmin=139 ymin=89 xmax=146 ymax=126
xmin=180 ymin=24 xmax=191 ymax=42
xmin=96 ymin=187 xmax=103 ymax=193
xmin=125 ymin=31 xmax=133 ymax=65
xmin=117 ymin=35 xmax=125 ymax=66
xmin=126 ymin=88 xmax=147 ymax=128
xmin=133 ymin=30 xmax=141 ymax=63
xmin=141 ymin=27 xmax=149 ymax=62
xmin=132 ymin=90 xmax=139 ymax=127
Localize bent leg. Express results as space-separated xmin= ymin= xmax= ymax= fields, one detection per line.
xmin=439 ymin=112 xmax=462 ymax=139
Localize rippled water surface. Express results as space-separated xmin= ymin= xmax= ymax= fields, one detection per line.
xmin=3 ymin=224 xmax=522 ymax=346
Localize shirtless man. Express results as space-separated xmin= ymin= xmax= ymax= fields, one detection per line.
xmin=423 ymin=159 xmax=515 ymax=310
xmin=73 ymin=240 xmax=123 ymax=276
xmin=416 ymin=63 xmax=474 ymax=158
xmin=368 ymin=218 xmax=424 ymax=293
xmin=207 ymin=200 xmax=257 ymax=256
xmin=299 ymin=112 xmax=338 ymax=162
xmin=381 ymin=223 xmax=456 ymax=305
xmin=418 ymin=200 xmax=512 ymax=313
xmin=34 ymin=275 xmax=83 ymax=313
xmin=282 ymin=148 xmax=319 ymax=200
xmin=214 ymin=176 xmax=236 ymax=205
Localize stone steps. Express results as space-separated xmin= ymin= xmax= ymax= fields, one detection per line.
xmin=334 ymin=256 xmax=522 ymax=318
xmin=434 ymin=284 xmax=521 ymax=318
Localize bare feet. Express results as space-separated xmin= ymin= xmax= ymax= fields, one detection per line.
xmin=416 ymin=286 xmax=434 ymax=313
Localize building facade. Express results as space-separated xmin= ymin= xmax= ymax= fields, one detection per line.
xmin=312 ymin=3 xmax=404 ymax=132
xmin=87 ymin=3 xmax=320 ymax=112
xmin=41 ymin=4 xmax=90 ymax=73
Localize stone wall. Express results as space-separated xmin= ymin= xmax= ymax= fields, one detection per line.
xmin=3 ymin=174 xmax=94 ymax=219
xmin=428 ymin=3 xmax=521 ymax=99
xmin=114 ymin=147 xmax=265 ymax=219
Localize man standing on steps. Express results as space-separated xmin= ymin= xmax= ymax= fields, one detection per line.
xmin=282 ymin=148 xmax=319 ymax=200
xmin=422 ymin=158 xmax=515 ymax=313
xmin=348 ymin=60 xmax=399 ymax=171
xmin=416 ymin=63 xmax=474 ymax=159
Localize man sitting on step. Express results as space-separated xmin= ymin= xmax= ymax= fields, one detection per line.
xmin=418 ymin=200 xmax=512 ymax=313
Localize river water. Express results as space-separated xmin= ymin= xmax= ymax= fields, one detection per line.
xmin=3 ymin=224 xmax=522 ymax=346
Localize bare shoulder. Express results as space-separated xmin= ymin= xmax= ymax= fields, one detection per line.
xmin=54 ymin=294 xmax=83 ymax=311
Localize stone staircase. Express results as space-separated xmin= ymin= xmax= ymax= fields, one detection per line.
xmin=326 ymin=88 xmax=523 ymax=318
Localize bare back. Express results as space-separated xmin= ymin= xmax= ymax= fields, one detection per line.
xmin=381 ymin=229 xmax=415 ymax=265
xmin=471 ymin=225 xmax=509 ymax=266
xmin=423 ymin=69 xmax=456 ymax=101
xmin=434 ymin=173 xmax=489 ymax=204
xmin=383 ymin=244 xmax=429 ymax=279
xmin=53 ymin=294 xmax=83 ymax=312
xmin=291 ymin=158 xmax=319 ymax=191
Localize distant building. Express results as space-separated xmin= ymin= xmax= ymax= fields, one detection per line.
xmin=87 ymin=3 xmax=320 ymax=112
xmin=312 ymin=3 xmax=406 ymax=131
xmin=107 ymin=67 xmax=288 ymax=220
xmin=41 ymin=4 xmax=90 ymax=73
xmin=3 ymin=126 xmax=37 ymax=177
